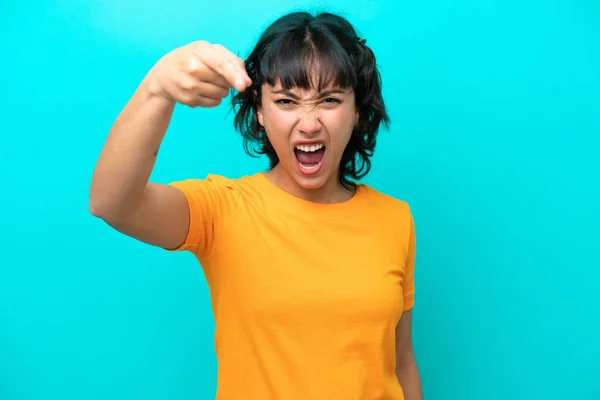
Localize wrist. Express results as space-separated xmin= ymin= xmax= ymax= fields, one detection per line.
xmin=140 ymin=73 xmax=174 ymax=107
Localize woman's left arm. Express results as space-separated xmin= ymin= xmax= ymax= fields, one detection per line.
xmin=395 ymin=309 xmax=423 ymax=400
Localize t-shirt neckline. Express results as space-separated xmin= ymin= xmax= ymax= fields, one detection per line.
xmin=250 ymin=172 xmax=369 ymax=219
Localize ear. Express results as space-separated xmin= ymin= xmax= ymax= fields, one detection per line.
xmin=255 ymin=90 xmax=264 ymax=127
xmin=257 ymin=106 xmax=264 ymax=127
xmin=354 ymin=110 xmax=359 ymax=126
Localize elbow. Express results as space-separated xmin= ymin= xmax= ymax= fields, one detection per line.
xmin=89 ymin=180 xmax=108 ymax=219
xmin=89 ymin=189 xmax=138 ymax=224
xmin=89 ymin=201 xmax=105 ymax=219
xmin=89 ymin=180 xmax=143 ymax=222
xmin=88 ymin=187 xmax=103 ymax=218
xmin=88 ymin=191 xmax=123 ymax=222
xmin=89 ymin=200 xmax=128 ymax=225
xmin=89 ymin=197 xmax=111 ymax=220
xmin=89 ymin=178 xmax=124 ymax=220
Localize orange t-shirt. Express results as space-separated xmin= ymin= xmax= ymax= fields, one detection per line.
xmin=168 ymin=172 xmax=416 ymax=400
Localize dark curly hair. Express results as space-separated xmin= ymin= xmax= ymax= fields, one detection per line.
xmin=231 ymin=11 xmax=390 ymax=190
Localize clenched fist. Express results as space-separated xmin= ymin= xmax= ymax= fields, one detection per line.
xmin=145 ymin=41 xmax=252 ymax=108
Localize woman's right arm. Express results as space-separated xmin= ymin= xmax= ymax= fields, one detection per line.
xmin=89 ymin=41 xmax=251 ymax=249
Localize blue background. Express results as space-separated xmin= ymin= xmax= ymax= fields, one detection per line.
xmin=1 ymin=0 xmax=599 ymax=399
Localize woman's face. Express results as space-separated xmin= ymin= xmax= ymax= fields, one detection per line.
xmin=257 ymin=79 xmax=358 ymax=194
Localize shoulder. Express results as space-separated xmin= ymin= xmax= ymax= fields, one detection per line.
xmin=361 ymin=184 xmax=413 ymax=216
xmin=168 ymin=173 xmax=266 ymax=207
xmin=169 ymin=173 xmax=255 ymax=192
xmin=360 ymin=184 xmax=415 ymax=241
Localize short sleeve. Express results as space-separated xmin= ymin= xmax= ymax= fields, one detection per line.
xmin=166 ymin=174 xmax=239 ymax=260
xmin=402 ymin=208 xmax=416 ymax=311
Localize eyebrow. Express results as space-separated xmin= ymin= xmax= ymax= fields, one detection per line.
xmin=271 ymin=88 xmax=347 ymax=100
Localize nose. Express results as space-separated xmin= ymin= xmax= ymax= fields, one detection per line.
xmin=296 ymin=107 xmax=322 ymax=136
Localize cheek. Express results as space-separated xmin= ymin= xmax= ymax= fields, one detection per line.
xmin=263 ymin=107 xmax=294 ymax=150
xmin=323 ymin=111 xmax=355 ymax=149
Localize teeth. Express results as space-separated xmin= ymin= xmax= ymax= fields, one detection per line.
xmin=295 ymin=143 xmax=324 ymax=152
xmin=299 ymin=162 xmax=321 ymax=171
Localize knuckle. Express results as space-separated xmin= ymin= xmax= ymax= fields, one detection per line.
xmin=193 ymin=40 xmax=209 ymax=49
xmin=180 ymin=79 xmax=196 ymax=91
xmin=216 ymin=59 xmax=230 ymax=75
xmin=235 ymin=57 xmax=246 ymax=70
xmin=186 ymin=57 xmax=202 ymax=74
xmin=181 ymin=93 xmax=197 ymax=105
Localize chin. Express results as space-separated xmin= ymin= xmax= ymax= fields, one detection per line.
xmin=294 ymin=174 xmax=329 ymax=190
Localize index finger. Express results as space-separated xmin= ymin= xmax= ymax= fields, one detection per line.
xmin=195 ymin=43 xmax=251 ymax=91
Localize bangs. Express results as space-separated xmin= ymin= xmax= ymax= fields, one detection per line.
xmin=259 ymin=28 xmax=358 ymax=92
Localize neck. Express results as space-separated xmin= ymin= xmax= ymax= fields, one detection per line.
xmin=265 ymin=164 xmax=354 ymax=204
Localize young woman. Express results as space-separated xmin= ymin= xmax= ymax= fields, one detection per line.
xmin=90 ymin=11 xmax=423 ymax=400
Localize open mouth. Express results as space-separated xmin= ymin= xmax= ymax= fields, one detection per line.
xmin=293 ymin=143 xmax=326 ymax=175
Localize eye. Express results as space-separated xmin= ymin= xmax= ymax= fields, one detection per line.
xmin=321 ymin=97 xmax=342 ymax=104
xmin=275 ymin=98 xmax=295 ymax=106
